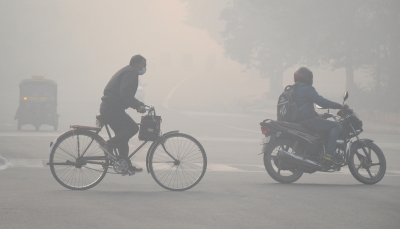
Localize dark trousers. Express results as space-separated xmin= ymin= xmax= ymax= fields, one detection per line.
xmin=100 ymin=106 xmax=139 ymax=159
xmin=302 ymin=117 xmax=341 ymax=156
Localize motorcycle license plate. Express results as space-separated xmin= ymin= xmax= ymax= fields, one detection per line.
xmin=261 ymin=136 xmax=270 ymax=145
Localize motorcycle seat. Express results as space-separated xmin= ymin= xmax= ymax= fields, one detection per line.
xmin=275 ymin=121 xmax=319 ymax=137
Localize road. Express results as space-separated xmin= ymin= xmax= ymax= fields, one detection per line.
xmin=1 ymin=101 xmax=400 ymax=229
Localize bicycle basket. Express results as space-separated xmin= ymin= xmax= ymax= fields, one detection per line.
xmin=138 ymin=115 xmax=162 ymax=141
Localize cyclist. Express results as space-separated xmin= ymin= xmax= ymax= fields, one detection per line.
xmin=293 ymin=67 xmax=348 ymax=164
xmin=99 ymin=55 xmax=147 ymax=175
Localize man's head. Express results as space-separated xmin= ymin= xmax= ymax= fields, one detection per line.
xmin=294 ymin=67 xmax=313 ymax=85
xmin=129 ymin=55 xmax=147 ymax=75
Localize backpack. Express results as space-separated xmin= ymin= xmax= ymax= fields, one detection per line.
xmin=277 ymin=85 xmax=298 ymax=122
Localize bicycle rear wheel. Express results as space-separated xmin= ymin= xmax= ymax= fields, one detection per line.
xmin=149 ymin=133 xmax=207 ymax=191
xmin=49 ymin=129 xmax=109 ymax=190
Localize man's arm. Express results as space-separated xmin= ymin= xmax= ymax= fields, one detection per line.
xmin=119 ymin=71 xmax=144 ymax=109
xmin=307 ymin=87 xmax=342 ymax=109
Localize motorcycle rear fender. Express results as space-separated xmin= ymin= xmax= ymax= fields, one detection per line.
xmin=145 ymin=130 xmax=179 ymax=173
xmin=261 ymin=131 xmax=311 ymax=155
xmin=261 ymin=134 xmax=278 ymax=154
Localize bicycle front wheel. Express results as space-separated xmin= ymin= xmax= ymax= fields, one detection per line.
xmin=149 ymin=133 xmax=207 ymax=191
xmin=49 ymin=129 xmax=109 ymax=190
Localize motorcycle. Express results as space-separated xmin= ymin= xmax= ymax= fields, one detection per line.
xmin=260 ymin=92 xmax=386 ymax=184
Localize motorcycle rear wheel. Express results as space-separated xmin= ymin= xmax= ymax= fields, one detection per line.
xmin=263 ymin=138 xmax=303 ymax=183
xmin=348 ymin=141 xmax=386 ymax=185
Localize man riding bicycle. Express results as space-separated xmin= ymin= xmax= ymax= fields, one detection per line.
xmin=99 ymin=55 xmax=147 ymax=175
xmin=293 ymin=67 xmax=348 ymax=164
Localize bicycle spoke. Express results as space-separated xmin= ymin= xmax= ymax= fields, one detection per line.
xmin=57 ymin=146 xmax=77 ymax=160
xmin=50 ymin=131 xmax=108 ymax=190
xmin=150 ymin=133 xmax=206 ymax=191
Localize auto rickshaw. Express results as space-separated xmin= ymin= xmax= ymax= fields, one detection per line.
xmin=14 ymin=76 xmax=59 ymax=131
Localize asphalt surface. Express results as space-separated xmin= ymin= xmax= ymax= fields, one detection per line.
xmin=1 ymin=102 xmax=400 ymax=229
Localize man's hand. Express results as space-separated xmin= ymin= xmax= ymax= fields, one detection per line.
xmin=137 ymin=106 xmax=146 ymax=113
xmin=342 ymin=104 xmax=349 ymax=110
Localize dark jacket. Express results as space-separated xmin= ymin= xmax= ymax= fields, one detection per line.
xmin=100 ymin=65 xmax=143 ymax=110
xmin=294 ymin=82 xmax=342 ymax=121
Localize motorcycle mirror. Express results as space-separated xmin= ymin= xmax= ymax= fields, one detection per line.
xmin=343 ymin=91 xmax=349 ymax=102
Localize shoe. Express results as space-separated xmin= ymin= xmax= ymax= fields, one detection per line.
xmin=122 ymin=165 xmax=143 ymax=176
xmin=323 ymin=154 xmax=342 ymax=165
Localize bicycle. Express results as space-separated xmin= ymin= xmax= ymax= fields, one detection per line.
xmin=48 ymin=105 xmax=207 ymax=191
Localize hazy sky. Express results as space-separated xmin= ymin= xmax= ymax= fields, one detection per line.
xmin=0 ymin=0 xmax=348 ymax=130
xmin=0 ymin=0 xmax=260 ymax=128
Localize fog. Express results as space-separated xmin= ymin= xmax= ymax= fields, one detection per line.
xmin=0 ymin=0 xmax=381 ymax=132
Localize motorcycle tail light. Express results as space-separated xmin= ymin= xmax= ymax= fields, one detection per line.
xmin=261 ymin=126 xmax=270 ymax=135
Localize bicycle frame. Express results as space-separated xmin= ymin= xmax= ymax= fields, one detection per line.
xmin=68 ymin=120 xmax=179 ymax=172
xmin=49 ymin=105 xmax=180 ymax=173
xmin=48 ymin=104 xmax=207 ymax=191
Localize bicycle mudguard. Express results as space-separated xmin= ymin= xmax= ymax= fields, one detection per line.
xmin=48 ymin=131 xmax=71 ymax=155
xmin=146 ymin=130 xmax=180 ymax=173
xmin=49 ymin=137 xmax=59 ymax=155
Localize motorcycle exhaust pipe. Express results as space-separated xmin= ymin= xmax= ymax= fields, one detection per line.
xmin=278 ymin=150 xmax=323 ymax=170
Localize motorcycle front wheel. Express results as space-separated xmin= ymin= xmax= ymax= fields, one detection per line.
xmin=348 ymin=141 xmax=386 ymax=185
xmin=263 ymin=138 xmax=303 ymax=183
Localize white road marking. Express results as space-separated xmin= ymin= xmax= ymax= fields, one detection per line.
xmin=377 ymin=142 xmax=400 ymax=150
xmin=2 ymin=158 xmax=400 ymax=177
xmin=9 ymin=159 xmax=46 ymax=168
xmin=179 ymin=111 xmax=252 ymax=118
xmin=1 ymin=133 xmax=400 ymax=150
xmin=0 ymin=132 xmax=60 ymax=137
xmin=207 ymin=163 xmax=245 ymax=172
xmin=0 ymin=155 xmax=12 ymax=170
xmin=195 ymin=137 xmax=260 ymax=143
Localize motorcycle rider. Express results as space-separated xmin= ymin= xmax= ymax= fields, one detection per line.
xmin=99 ymin=54 xmax=147 ymax=175
xmin=293 ymin=67 xmax=348 ymax=164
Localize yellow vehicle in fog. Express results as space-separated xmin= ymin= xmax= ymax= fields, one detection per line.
xmin=14 ymin=76 xmax=59 ymax=131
